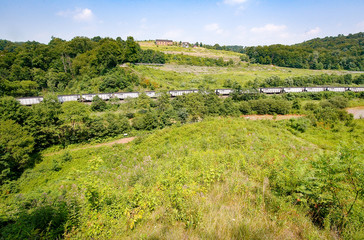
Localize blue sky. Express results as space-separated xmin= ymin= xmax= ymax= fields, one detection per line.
xmin=1 ymin=0 xmax=364 ymax=46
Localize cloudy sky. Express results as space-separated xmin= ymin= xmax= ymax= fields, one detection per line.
xmin=1 ymin=0 xmax=364 ymax=46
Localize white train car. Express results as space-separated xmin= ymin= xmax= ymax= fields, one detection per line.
xmin=97 ymin=93 xmax=112 ymax=100
xmin=327 ymin=87 xmax=346 ymax=92
xmin=283 ymin=87 xmax=304 ymax=93
xmin=81 ymin=94 xmax=97 ymax=101
xmin=145 ymin=91 xmax=157 ymax=98
xmin=260 ymin=88 xmax=282 ymax=94
xmin=215 ymin=89 xmax=232 ymax=95
xmin=122 ymin=92 xmax=139 ymax=99
xmin=58 ymin=95 xmax=80 ymax=103
xmin=114 ymin=92 xmax=128 ymax=100
xmin=304 ymin=87 xmax=326 ymax=92
xmin=17 ymin=97 xmax=44 ymax=105
xmin=169 ymin=90 xmax=197 ymax=97
xmin=349 ymin=87 xmax=364 ymax=92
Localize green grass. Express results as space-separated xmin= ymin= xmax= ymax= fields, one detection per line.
xmin=2 ymin=117 xmax=363 ymax=239
xmin=132 ymin=43 xmax=363 ymax=91
xmin=139 ymin=41 xmax=243 ymax=60
xmin=131 ymin=63 xmax=360 ymax=90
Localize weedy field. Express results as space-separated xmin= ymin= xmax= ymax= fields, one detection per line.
xmin=1 ymin=117 xmax=363 ymax=239
xmin=132 ymin=63 xmax=359 ymax=90
xmin=133 ymin=41 xmax=362 ymax=90
xmin=138 ymin=41 xmax=242 ymax=61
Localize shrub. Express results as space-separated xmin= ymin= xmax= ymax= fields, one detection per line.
xmin=132 ymin=111 xmax=159 ymax=130
xmin=91 ymin=96 xmax=107 ymax=112
xmin=328 ymin=96 xmax=348 ymax=109
xmin=288 ymin=118 xmax=310 ymax=133
xmin=238 ymin=101 xmax=251 ymax=114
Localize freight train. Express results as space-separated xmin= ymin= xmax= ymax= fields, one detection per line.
xmin=17 ymin=87 xmax=364 ymax=105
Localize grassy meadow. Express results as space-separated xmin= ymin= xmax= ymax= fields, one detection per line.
xmin=138 ymin=41 xmax=242 ymax=61
xmin=1 ymin=117 xmax=363 ymax=239
xmin=132 ymin=42 xmax=363 ymax=90
xmin=131 ymin=63 xmax=360 ymax=90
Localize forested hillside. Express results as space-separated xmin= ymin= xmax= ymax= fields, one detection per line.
xmin=243 ymin=33 xmax=364 ymax=71
xmin=0 ymin=36 xmax=165 ymax=97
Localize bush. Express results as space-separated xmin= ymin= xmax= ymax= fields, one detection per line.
xmin=238 ymin=101 xmax=251 ymax=114
xmin=328 ymin=96 xmax=348 ymax=109
xmin=288 ymin=118 xmax=310 ymax=133
xmin=132 ymin=111 xmax=159 ymax=130
xmin=91 ymin=96 xmax=107 ymax=112
xmin=249 ymin=99 xmax=291 ymax=115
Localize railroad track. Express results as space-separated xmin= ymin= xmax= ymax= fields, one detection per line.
xmin=17 ymin=86 xmax=364 ymax=105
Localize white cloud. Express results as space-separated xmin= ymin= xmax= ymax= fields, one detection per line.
xmin=204 ymin=23 xmax=224 ymax=34
xmin=223 ymin=0 xmax=248 ymax=5
xmin=73 ymin=8 xmax=94 ymax=21
xmin=251 ymin=24 xmax=287 ymax=33
xmin=305 ymin=27 xmax=321 ymax=36
xmin=57 ymin=8 xmax=94 ymax=22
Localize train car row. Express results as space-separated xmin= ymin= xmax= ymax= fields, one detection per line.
xmin=259 ymin=86 xmax=364 ymax=94
xmin=17 ymin=87 xmax=364 ymax=105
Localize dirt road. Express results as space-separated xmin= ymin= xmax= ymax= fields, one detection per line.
xmin=44 ymin=137 xmax=136 ymax=156
xmin=242 ymin=114 xmax=304 ymax=120
xmin=346 ymin=107 xmax=364 ymax=119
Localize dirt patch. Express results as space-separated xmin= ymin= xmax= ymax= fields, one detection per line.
xmin=163 ymin=51 xmax=240 ymax=61
xmin=44 ymin=137 xmax=136 ymax=156
xmin=346 ymin=107 xmax=364 ymax=119
xmin=242 ymin=115 xmax=305 ymax=120
xmin=153 ymin=64 xmax=229 ymax=74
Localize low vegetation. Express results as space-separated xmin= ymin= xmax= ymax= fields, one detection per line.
xmin=1 ymin=34 xmax=363 ymax=239
xmin=1 ymin=114 xmax=363 ymax=239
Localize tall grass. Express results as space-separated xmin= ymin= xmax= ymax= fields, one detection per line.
xmin=1 ymin=117 xmax=363 ymax=239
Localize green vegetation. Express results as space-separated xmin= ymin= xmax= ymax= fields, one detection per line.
xmin=0 ymin=115 xmax=363 ymax=239
xmin=0 ymin=36 xmax=164 ymax=97
xmin=0 ymin=34 xmax=363 ymax=239
xmin=243 ymin=32 xmax=364 ymax=70
xmin=132 ymin=64 xmax=363 ymax=90
xmin=1 ymin=35 xmax=363 ymax=98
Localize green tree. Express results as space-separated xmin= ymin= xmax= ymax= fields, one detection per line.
xmin=0 ymin=120 xmax=34 ymax=184
xmin=0 ymin=96 xmax=29 ymax=124
xmin=125 ymin=36 xmax=141 ymax=63
xmin=60 ymin=101 xmax=90 ymax=127
xmin=91 ymin=95 xmax=107 ymax=112
xmin=24 ymin=94 xmax=62 ymax=149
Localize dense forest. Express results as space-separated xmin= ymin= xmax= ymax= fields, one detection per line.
xmin=0 ymin=36 xmax=166 ymax=97
xmin=242 ymin=33 xmax=364 ymax=70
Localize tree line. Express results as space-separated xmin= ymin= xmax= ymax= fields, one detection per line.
xmin=0 ymin=36 xmax=166 ymax=97
xmin=244 ymin=73 xmax=364 ymax=88
xmin=243 ymin=33 xmax=364 ymax=71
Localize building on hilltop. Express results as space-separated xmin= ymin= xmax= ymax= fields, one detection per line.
xmin=182 ymin=42 xmax=190 ymax=48
xmin=155 ymin=39 xmax=173 ymax=46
